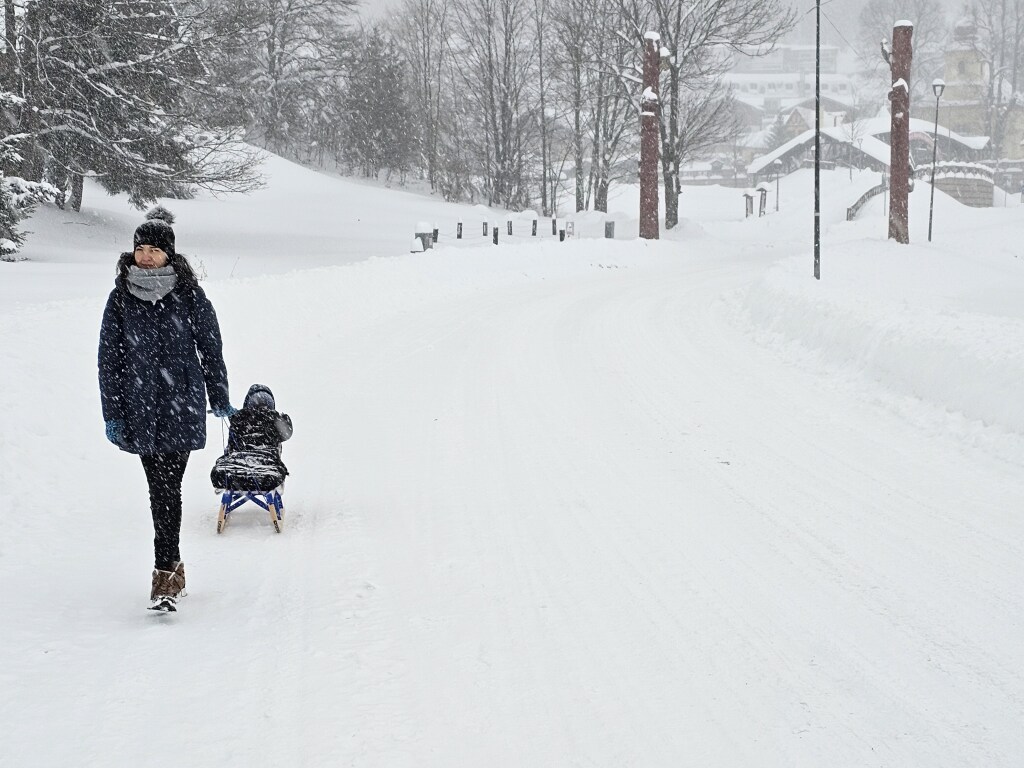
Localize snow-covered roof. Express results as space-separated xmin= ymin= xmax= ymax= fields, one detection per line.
xmin=746 ymin=116 xmax=987 ymax=176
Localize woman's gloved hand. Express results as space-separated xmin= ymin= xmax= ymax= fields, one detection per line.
xmin=105 ymin=419 xmax=126 ymax=446
xmin=212 ymin=405 xmax=238 ymax=418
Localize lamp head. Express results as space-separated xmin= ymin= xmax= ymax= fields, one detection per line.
xmin=933 ymin=78 xmax=946 ymax=99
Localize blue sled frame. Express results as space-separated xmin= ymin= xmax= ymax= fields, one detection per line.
xmin=217 ymin=488 xmax=284 ymax=534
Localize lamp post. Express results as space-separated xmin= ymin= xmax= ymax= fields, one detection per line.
xmin=813 ymin=0 xmax=821 ymax=278
xmin=928 ymin=78 xmax=945 ymax=242
xmin=773 ymin=159 xmax=782 ymax=211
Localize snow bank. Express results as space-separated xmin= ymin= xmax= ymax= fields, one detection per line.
xmin=738 ymin=240 xmax=1024 ymax=441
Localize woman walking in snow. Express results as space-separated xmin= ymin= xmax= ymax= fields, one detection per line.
xmin=98 ymin=207 xmax=235 ymax=610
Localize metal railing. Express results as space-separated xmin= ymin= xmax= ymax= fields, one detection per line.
xmin=912 ymin=161 xmax=994 ymax=182
xmin=846 ymin=182 xmax=888 ymax=221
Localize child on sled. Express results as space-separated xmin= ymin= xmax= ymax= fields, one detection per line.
xmin=211 ymin=384 xmax=293 ymax=492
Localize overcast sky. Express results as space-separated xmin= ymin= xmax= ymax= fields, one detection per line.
xmin=359 ymin=0 xmax=402 ymax=21
xmin=358 ymin=0 xmax=965 ymax=48
xmin=790 ymin=0 xmax=964 ymax=46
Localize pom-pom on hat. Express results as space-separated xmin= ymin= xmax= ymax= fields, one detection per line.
xmin=133 ymin=206 xmax=176 ymax=257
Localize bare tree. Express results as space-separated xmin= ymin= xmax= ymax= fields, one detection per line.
xmin=551 ymin=0 xmax=597 ymax=211
xmin=587 ymin=0 xmax=639 ymax=212
xmin=965 ymin=0 xmax=1024 ymax=160
xmin=619 ymin=0 xmax=795 ymax=228
xmin=532 ymin=0 xmax=554 ymax=215
xmin=452 ymin=0 xmax=536 ymax=208
xmin=2 ymin=0 xmax=15 ymax=89
xmin=196 ymin=0 xmax=357 ymax=158
xmin=857 ymin=0 xmax=947 ymax=99
xmin=392 ymin=0 xmax=452 ymax=192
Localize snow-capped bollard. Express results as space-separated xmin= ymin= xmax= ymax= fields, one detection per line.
xmin=415 ymin=221 xmax=433 ymax=250
xmin=756 ymin=185 xmax=769 ymax=217
xmin=743 ymin=191 xmax=755 ymax=218
xmin=605 ymin=221 xmax=615 ymax=239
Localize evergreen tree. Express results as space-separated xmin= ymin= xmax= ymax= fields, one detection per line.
xmin=14 ymin=0 xmax=260 ymax=210
xmin=0 ymin=176 xmax=24 ymax=259
xmin=0 ymin=91 xmax=58 ymax=259
xmin=342 ymin=28 xmax=417 ymax=180
xmin=765 ymin=114 xmax=788 ymax=152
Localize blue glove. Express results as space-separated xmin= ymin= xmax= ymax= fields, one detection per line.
xmin=105 ymin=419 xmax=125 ymax=447
xmin=212 ymin=405 xmax=238 ymax=418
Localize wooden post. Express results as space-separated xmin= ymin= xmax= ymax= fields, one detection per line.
xmin=552 ymin=217 xmax=557 ymax=235
xmin=492 ymin=226 xmax=498 ymax=245
xmin=888 ymin=21 xmax=914 ymax=244
xmin=483 ymin=221 xmax=488 ymax=236
xmin=457 ymin=222 xmax=463 ymax=239
xmin=507 ymin=220 xmax=512 ymax=236
xmin=532 ymin=219 xmax=537 ymax=236
xmin=432 ymin=227 xmax=439 ymax=243
xmin=559 ymin=229 xmax=565 ymax=242
xmin=639 ymin=33 xmax=661 ymax=240
xmin=605 ymin=222 xmax=615 ymax=239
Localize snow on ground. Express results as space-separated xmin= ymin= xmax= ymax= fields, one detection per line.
xmin=2 ymin=155 xmax=1022 ymax=767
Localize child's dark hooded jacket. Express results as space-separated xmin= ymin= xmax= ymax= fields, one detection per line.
xmin=227 ymin=384 xmax=293 ymax=454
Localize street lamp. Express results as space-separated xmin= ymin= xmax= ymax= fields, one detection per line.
xmin=813 ymin=0 xmax=821 ymax=279
xmin=773 ymin=158 xmax=783 ymax=211
xmin=928 ymin=78 xmax=945 ymax=242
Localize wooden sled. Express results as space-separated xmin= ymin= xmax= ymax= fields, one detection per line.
xmin=216 ymin=488 xmax=284 ymax=534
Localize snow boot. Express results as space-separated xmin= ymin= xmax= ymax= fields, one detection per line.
xmin=149 ymin=563 xmax=185 ymax=611
xmin=171 ymin=561 xmax=186 ymax=596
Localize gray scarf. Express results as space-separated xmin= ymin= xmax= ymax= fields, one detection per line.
xmin=126 ymin=265 xmax=177 ymax=304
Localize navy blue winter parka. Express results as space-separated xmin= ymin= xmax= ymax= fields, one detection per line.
xmin=98 ymin=258 xmax=230 ymax=455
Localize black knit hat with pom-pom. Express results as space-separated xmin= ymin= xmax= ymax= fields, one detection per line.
xmin=133 ymin=206 xmax=176 ymax=257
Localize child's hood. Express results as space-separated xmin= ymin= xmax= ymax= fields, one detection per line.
xmin=243 ymin=383 xmax=276 ymax=410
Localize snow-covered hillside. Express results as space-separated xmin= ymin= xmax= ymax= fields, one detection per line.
xmin=2 ymin=153 xmax=1022 ymax=766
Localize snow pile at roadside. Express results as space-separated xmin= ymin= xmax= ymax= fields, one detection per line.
xmin=737 ymin=236 xmax=1024 ymax=444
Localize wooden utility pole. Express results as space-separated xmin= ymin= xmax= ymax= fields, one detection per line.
xmin=888 ymin=22 xmax=914 ymax=244
xmin=639 ymin=32 xmax=660 ymax=240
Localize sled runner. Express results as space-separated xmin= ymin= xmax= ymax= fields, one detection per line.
xmin=215 ymin=487 xmax=285 ymax=534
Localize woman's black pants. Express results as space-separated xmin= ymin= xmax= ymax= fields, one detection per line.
xmin=140 ymin=451 xmax=190 ymax=571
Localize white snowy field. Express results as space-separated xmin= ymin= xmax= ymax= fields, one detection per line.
xmin=1 ymin=154 xmax=1022 ymax=767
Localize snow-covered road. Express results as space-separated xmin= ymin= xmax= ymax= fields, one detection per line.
xmin=4 ymin=237 xmax=1021 ymax=766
